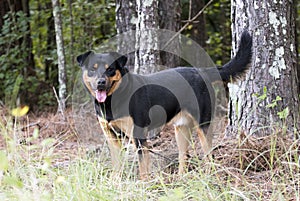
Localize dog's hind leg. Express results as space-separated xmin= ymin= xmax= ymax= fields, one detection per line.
xmin=133 ymin=138 xmax=150 ymax=180
xmin=196 ymin=126 xmax=212 ymax=155
xmin=174 ymin=125 xmax=191 ymax=174
xmin=132 ymin=126 xmax=150 ymax=180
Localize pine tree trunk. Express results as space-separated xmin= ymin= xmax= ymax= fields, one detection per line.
xmin=190 ymin=0 xmax=206 ymax=48
xmin=68 ymin=0 xmax=75 ymax=85
xmin=52 ymin=0 xmax=67 ymax=111
xmin=158 ymin=0 xmax=181 ymax=68
xmin=115 ymin=0 xmax=137 ymax=70
xmin=227 ymin=0 xmax=299 ymax=136
xmin=134 ymin=0 xmax=160 ymax=74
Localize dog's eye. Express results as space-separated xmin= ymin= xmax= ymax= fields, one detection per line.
xmin=88 ymin=69 xmax=96 ymax=76
xmin=106 ymin=67 xmax=115 ymax=75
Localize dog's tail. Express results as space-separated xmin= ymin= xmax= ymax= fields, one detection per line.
xmin=218 ymin=30 xmax=252 ymax=81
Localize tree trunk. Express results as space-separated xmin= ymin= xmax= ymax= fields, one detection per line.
xmin=115 ymin=0 xmax=137 ymax=70
xmin=45 ymin=2 xmax=57 ymax=87
xmin=227 ymin=0 xmax=299 ymax=136
xmin=158 ymin=0 xmax=181 ymax=68
xmin=189 ymin=0 xmax=206 ymax=48
xmin=134 ymin=0 xmax=160 ymax=74
xmin=68 ymin=0 xmax=75 ymax=86
xmin=52 ymin=0 xmax=67 ymax=111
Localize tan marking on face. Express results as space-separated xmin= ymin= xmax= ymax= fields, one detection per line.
xmin=105 ymin=64 xmax=109 ymax=69
xmin=93 ymin=63 xmax=98 ymax=69
xmin=107 ymin=70 xmax=122 ymax=96
xmin=83 ymin=71 xmax=96 ymax=97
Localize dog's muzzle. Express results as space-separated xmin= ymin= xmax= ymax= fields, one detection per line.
xmin=95 ymin=78 xmax=108 ymax=103
xmin=97 ymin=78 xmax=106 ymax=90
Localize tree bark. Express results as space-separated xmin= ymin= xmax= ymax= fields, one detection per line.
xmin=68 ymin=0 xmax=75 ymax=85
xmin=134 ymin=0 xmax=160 ymax=74
xmin=158 ymin=0 xmax=181 ymax=68
xmin=227 ymin=0 xmax=299 ymax=136
xmin=115 ymin=0 xmax=137 ymax=70
xmin=52 ymin=0 xmax=67 ymax=111
xmin=189 ymin=0 xmax=206 ymax=48
xmin=45 ymin=2 xmax=57 ymax=87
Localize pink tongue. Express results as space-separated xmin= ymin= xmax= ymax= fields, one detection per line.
xmin=95 ymin=90 xmax=107 ymax=103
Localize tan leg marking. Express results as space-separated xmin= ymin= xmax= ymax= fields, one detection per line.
xmin=196 ymin=126 xmax=211 ymax=155
xmin=174 ymin=125 xmax=191 ymax=174
xmin=138 ymin=141 xmax=150 ymax=180
xmin=98 ymin=117 xmax=122 ymax=171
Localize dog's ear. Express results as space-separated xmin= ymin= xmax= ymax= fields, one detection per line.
xmin=116 ymin=55 xmax=127 ymax=68
xmin=110 ymin=52 xmax=127 ymax=68
xmin=77 ymin=51 xmax=93 ymax=67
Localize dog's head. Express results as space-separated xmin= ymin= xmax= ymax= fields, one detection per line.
xmin=77 ymin=51 xmax=128 ymax=103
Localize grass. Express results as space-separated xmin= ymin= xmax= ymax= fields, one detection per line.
xmin=0 ymin=112 xmax=299 ymax=201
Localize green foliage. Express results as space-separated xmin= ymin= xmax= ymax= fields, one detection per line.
xmin=205 ymin=0 xmax=231 ymax=65
xmin=266 ymin=96 xmax=282 ymax=108
xmin=255 ymin=86 xmax=268 ymax=101
xmin=277 ymin=107 xmax=289 ymax=120
xmin=0 ymin=11 xmax=37 ymax=107
xmin=27 ymin=0 xmax=116 ymax=109
xmin=180 ymin=0 xmax=231 ymax=65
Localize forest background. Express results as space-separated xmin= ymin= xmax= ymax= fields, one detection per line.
xmin=0 ymin=1 xmax=300 ymax=200
xmin=2 ymin=0 xmax=298 ymax=111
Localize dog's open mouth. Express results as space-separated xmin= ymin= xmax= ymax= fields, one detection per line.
xmin=95 ymin=90 xmax=107 ymax=103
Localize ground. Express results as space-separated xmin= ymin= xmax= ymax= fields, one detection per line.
xmin=0 ymin=106 xmax=299 ymax=199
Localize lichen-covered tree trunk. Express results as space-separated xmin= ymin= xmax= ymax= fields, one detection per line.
xmin=52 ymin=0 xmax=67 ymax=111
xmin=227 ymin=0 xmax=299 ymax=136
xmin=115 ymin=0 xmax=137 ymax=70
xmin=134 ymin=0 xmax=160 ymax=74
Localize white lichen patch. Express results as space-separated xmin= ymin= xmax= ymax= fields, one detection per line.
xmin=276 ymin=46 xmax=284 ymax=57
xmin=256 ymin=57 xmax=260 ymax=64
xmin=130 ymin=16 xmax=137 ymax=24
xmin=269 ymin=11 xmax=280 ymax=33
xmin=269 ymin=65 xmax=280 ymax=79
xmin=144 ymin=0 xmax=154 ymax=7
xmin=269 ymin=11 xmax=287 ymax=36
xmin=269 ymin=47 xmax=286 ymax=79
xmin=228 ymin=83 xmax=240 ymax=103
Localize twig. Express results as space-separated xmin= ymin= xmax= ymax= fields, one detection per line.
xmin=162 ymin=0 xmax=214 ymax=51
xmin=188 ymin=0 xmax=192 ymax=21
xmin=52 ymin=86 xmax=66 ymax=120
xmin=19 ymin=121 xmax=41 ymax=131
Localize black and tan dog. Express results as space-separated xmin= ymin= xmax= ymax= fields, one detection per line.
xmin=77 ymin=31 xmax=252 ymax=179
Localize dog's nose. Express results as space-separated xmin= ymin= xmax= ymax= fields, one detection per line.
xmin=98 ymin=78 xmax=106 ymax=86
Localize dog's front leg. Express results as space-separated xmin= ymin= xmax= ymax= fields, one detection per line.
xmin=133 ymin=126 xmax=150 ymax=180
xmin=98 ymin=117 xmax=122 ymax=173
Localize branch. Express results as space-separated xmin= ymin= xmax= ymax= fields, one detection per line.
xmin=162 ymin=0 xmax=214 ymax=51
